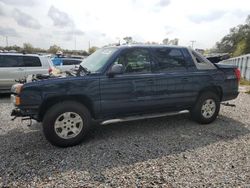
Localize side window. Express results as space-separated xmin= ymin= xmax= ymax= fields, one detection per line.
xmin=191 ymin=50 xmax=216 ymax=70
xmin=192 ymin=51 xmax=206 ymax=64
xmin=113 ymin=49 xmax=151 ymax=74
xmin=0 ymin=56 xmax=6 ymax=67
xmin=0 ymin=55 xmax=23 ymax=67
xmin=152 ymin=48 xmax=186 ymax=71
xmin=23 ymin=56 xmax=41 ymax=67
xmin=63 ymin=59 xmax=82 ymax=65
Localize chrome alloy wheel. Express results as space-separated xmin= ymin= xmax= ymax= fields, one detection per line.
xmin=54 ymin=112 xmax=83 ymax=139
xmin=201 ymin=99 xmax=216 ymax=119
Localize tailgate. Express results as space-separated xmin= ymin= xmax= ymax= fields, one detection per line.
xmin=215 ymin=63 xmax=238 ymax=80
xmin=215 ymin=63 xmax=239 ymax=101
xmin=215 ymin=63 xmax=237 ymax=69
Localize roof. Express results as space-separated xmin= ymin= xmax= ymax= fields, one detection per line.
xmin=106 ymin=44 xmax=186 ymax=49
xmin=0 ymin=53 xmax=40 ymax=57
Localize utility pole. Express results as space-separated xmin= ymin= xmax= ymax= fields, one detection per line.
xmin=73 ymin=29 xmax=76 ymax=52
xmin=5 ymin=36 xmax=8 ymax=47
xmin=74 ymin=36 xmax=76 ymax=51
xmin=190 ymin=40 xmax=196 ymax=48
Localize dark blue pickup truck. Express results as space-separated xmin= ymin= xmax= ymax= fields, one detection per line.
xmin=11 ymin=45 xmax=240 ymax=147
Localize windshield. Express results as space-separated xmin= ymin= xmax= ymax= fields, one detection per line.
xmin=80 ymin=47 xmax=118 ymax=73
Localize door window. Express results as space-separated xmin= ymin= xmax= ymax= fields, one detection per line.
xmin=62 ymin=59 xmax=82 ymax=65
xmin=113 ymin=49 xmax=151 ymax=74
xmin=152 ymin=48 xmax=186 ymax=72
xmin=23 ymin=56 xmax=41 ymax=67
xmin=0 ymin=55 xmax=23 ymax=67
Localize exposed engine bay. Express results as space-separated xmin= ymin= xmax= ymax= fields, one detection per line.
xmin=15 ymin=65 xmax=90 ymax=84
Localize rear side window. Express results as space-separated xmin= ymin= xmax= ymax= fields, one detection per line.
xmin=191 ymin=50 xmax=216 ymax=70
xmin=62 ymin=59 xmax=82 ymax=65
xmin=23 ymin=56 xmax=41 ymax=67
xmin=192 ymin=51 xmax=207 ymax=64
xmin=152 ymin=48 xmax=186 ymax=72
xmin=0 ymin=55 xmax=23 ymax=67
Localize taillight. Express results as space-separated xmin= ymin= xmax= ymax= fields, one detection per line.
xmin=48 ymin=68 xmax=52 ymax=74
xmin=234 ymin=68 xmax=241 ymax=82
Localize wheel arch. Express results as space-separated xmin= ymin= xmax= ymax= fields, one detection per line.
xmin=38 ymin=95 xmax=95 ymax=122
xmin=198 ymin=85 xmax=223 ymax=101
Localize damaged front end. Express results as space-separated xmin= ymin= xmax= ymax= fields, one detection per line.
xmin=10 ymin=66 xmax=85 ymax=124
xmin=10 ymin=83 xmax=35 ymax=121
xmin=15 ymin=67 xmax=79 ymax=84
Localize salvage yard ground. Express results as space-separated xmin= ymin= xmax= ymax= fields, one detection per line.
xmin=0 ymin=92 xmax=249 ymax=187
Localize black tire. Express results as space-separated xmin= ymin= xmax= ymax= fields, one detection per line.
xmin=191 ymin=91 xmax=220 ymax=124
xmin=42 ymin=101 xmax=91 ymax=147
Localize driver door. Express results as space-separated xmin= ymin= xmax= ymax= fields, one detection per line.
xmin=99 ymin=48 xmax=155 ymax=118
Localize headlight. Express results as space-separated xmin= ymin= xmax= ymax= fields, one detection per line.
xmin=11 ymin=83 xmax=23 ymax=94
xmin=11 ymin=94 xmax=21 ymax=106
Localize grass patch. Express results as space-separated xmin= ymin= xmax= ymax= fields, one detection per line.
xmin=240 ymin=78 xmax=250 ymax=85
xmin=245 ymin=90 xmax=250 ymax=94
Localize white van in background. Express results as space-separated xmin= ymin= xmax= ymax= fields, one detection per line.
xmin=0 ymin=53 xmax=55 ymax=93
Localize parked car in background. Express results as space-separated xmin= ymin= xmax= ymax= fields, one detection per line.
xmin=55 ymin=58 xmax=82 ymax=72
xmin=11 ymin=45 xmax=240 ymax=147
xmin=0 ymin=53 xmax=55 ymax=93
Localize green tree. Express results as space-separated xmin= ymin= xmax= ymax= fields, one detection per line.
xmin=123 ymin=36 xmax=133 ymax=44
xmin=214 ymin=15 xmax=250 ymax=56
xmin=233 ymin=40 xmax=247 ymax=57
xmin=169 ymin=38 xmax=179 ymax=45
xmin=88 ymin=46 xmax=98 ymax=54
xmin=23 ymin=43 xmax=34 ymax=53
xmin=48 ymin=45 xmax=62 ymax=54
xmin=4 ymin=45 xmax=22 ymax=52
xmin=162 ymin=38 xmax=169 ymax=45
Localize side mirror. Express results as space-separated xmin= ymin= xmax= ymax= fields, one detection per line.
xmin=108 ymin=64 xmax=124 ymax=77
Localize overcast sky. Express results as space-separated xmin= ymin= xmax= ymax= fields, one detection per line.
xmin=0 ymin=0 xmax=249 ymax=50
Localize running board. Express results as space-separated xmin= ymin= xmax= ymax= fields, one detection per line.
xmin=101 ymin=110 xmax=189 ymax=125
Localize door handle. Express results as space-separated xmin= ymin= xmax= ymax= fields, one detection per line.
xmin=146 ymin=79 xmax=154 ymax=84
xmin=181 ymin=78 xmax=189 ymax=82
xmin=18 ymin=68 xmax=25 ymax=71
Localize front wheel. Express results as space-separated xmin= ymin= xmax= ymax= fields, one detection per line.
xmin=42 ymin=101 xmax=91 ymax=147
xmin=191 ymin=91 xmax=220 ymax=124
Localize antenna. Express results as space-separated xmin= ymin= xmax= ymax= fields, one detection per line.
xmin=6 ymin=36 xmax=8 ymax=47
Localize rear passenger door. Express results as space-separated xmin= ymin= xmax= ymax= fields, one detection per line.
xmin=0 ymin=55 xmax=25 ymax=90
xmin=151 ymin=47 xmax=195 ymax=110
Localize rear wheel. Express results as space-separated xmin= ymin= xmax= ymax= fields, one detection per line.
xmin=42 ymin=101 xmax=91 ymax=147
xmin=191 ymin=91 xmax=220 ymax=124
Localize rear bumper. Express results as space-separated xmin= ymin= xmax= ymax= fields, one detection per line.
xmin=222 ymin=91 xmax=239 ymax=101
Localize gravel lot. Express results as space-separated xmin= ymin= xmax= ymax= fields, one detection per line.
xmin=0 ymin=93 xmax=249 ymax=187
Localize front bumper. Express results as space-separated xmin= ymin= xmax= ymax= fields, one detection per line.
xmin=11 ymin=93 xmax=40 ymax=120
xmin=11 ymin=107 xmax=40 ymax=120
xmin=11 ymin=108 xmax=24 ymax=117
